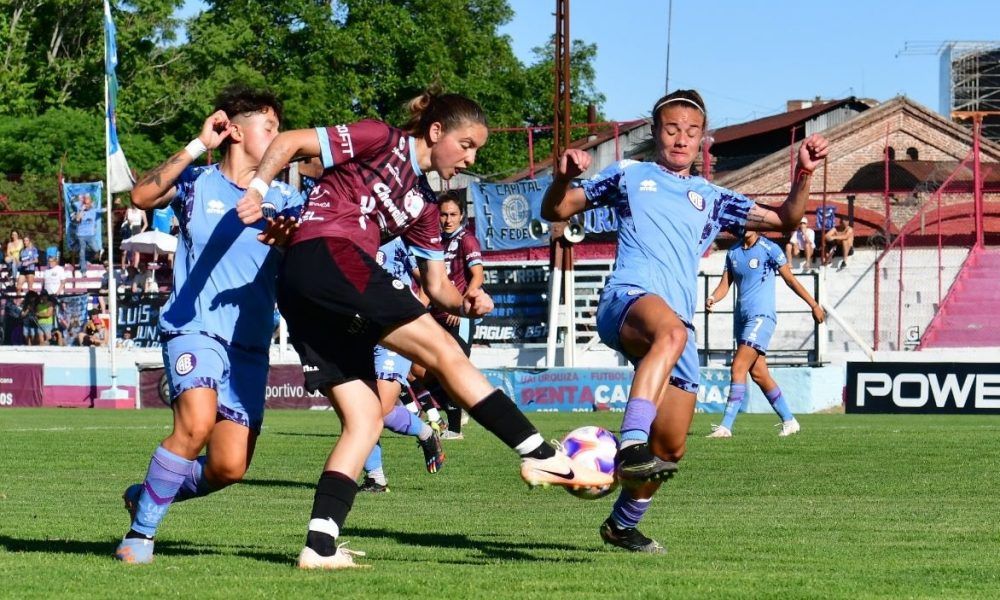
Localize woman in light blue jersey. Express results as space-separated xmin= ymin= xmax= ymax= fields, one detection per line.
xmin=543 ymin=89 xmax=829 ymax=553
xmin=705 ymin=229 xmax=825 ymax=438
xmin=114 ymin=85 xmax=302 ymax=565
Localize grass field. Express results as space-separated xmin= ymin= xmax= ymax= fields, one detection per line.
xmin=3 ymin=409 xmax=1000 ymax=598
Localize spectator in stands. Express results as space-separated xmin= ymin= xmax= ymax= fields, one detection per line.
xmin=42 ymin=254 xmax=68 ymax=296
xmin=98 ymin=262 xmax=110 ymax=313
xmin=17 ymin=235 xmax=39 ymax=293
xmin=34 ymin=291 xmax=56 ymax=345
xmin=151 ymin=203 xmax=176 ymax=268
xmin=823 ymin=216 xmax=854 ymax=271
xmin=74 ymin=194 xmax=103 ymax=276
xmin=76 ymin=310 xmax=106 ymax=346
xmin=51 ymin=300 xmax=72 ymax=346
xmin=5 ymin=230 xmax=23 ymax=274
xmin=122 ymin=200 xmax=149 ymax=269
xmin=2 ymin=295 xmax=25 ymax=345
xmin=22 ymin=291 xmax=40 ymax=345
xmin=785 ymin=217 xmax=815 ymax=273
xmin=117 ymin=327 xmax=136 ymax=349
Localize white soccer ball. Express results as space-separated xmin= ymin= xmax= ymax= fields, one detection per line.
xmin=561 ymin=426 xmax=619 ymax=500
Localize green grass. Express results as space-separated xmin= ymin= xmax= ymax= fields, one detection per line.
xmin=2 ymin=409 xmax=1000 ymax=599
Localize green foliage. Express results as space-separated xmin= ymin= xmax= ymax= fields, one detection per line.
xmin=3 ymin=410 xmax=1000 ymax=597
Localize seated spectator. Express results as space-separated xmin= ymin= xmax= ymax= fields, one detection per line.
xmin=823 ymin=216 xmax=855 ymax=271
xmin=785 ymin=217 xmax=816 ymax=273
xmin=117 ymin=327 xmax=136 ymax=349
xmin=42 ymin=254 xmax=69 ymax=296
xmin=17 ymin=235 xmax=39 ymax=292
xmin=5 ymin=230 xmax=23 ymax=273
xmin=76 ymin=310 xmax=107 ymax=347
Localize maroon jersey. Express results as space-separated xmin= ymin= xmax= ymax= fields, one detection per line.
xmin=292 ymin=120 xmax=444 ymax=261
xmin=431 ymin=227 xmax=484 ymax=320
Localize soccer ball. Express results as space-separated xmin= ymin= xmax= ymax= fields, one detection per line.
xmin=561 ymin=426 xmax=619 ymax=500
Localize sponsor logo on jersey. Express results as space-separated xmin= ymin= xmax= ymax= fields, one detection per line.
xmin=688 ymin=190 xmax=705 ymax=211
xmin=175 ymin=353 xmax=197 ymax=376
xmin=368 ymin=182 xmax=407 ymax=227
xmin=303 ymin=364 xmax=320 ymax=372
xmin=748 ymin=258 xmax=760 ymax=269
xmin=334 ymin=124 xmax=354 ymax=157
xmin=626 ymin=289 xmax=644 ymax=296
xmin=392 ymin=279 xmax=405 ymax=290
xmin=206 ymin=199 xmax=226 ymax=216
xmin=639 ymin=179 xmax=657 ymax=193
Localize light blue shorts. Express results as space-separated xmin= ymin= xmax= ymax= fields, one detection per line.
xmin=373 ymin=344 xmax=412 ymax=385
xmin=735 ymin=315 xmax=776 ymax=355
xmin=596 ymin=285 xmax=699 ymax=394
xmin=162 ymin=333 xmax=269 ymax=432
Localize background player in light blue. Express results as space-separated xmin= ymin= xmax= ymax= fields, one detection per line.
xmin=543 ymin=89 xmax=829 ymax=553
xmin=115 ymin=85 xmax=302 ymax=564
xmin=360 ymin=237 xmax=446 ymax=493
xmin=706 ymin=230 xmax=825 ymax=438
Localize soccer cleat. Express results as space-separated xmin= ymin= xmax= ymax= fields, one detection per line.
xmin=599 ymin=518 xmax=665 ymax=554
xmin=613 ymin=443 xmax=679 ymax=484
xmin=122 ymin=483 xmax=142 ymax=523
xmin=417 ymin=433 xmax=446 ymax=473
xmin=439 ymin=430 xmax=464 ymax=441
xmin=114 ymin=536 xmax=155 ymax=564
xmin=297 ymin=543 xmax=370 ymax=570
xmin=429 ymin=419 xmax=448 ymax=434
xmin=460 ymin=410 xmax=470 ymax=426
xmin=706 ymin=425 xmax=733 ymax=438
xmin=358 ymin=477 xmax=389 ymax=493
xmin=778 ymin=418 xmax=801 ymax=437
xmin=520 ymin=446 xmax=615 ymax=491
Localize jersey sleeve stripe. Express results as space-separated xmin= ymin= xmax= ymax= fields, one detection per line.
xmin=316 ymin=127 xmax=335 ymax=169
xmin=407 ymin=137 xmax=423 ymax=176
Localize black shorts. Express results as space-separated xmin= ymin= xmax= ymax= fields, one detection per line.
xmin=279 ymin=237 xmax=427 ymax=392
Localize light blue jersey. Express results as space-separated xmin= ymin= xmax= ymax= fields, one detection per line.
xmin=582 ymin=160 xmax=753 ymax=325
xmin=159 ymin=165 xmax=304 ymax=352
xmin=373 ymin=237 xmax=418 ymax=382
xmin=726 ymin=236 xmax=786 ymax=323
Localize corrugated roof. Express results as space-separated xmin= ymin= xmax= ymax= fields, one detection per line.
xmin=711 ymin=99 xmax=854 ymax=144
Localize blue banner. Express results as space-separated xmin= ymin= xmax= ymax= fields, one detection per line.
xmin=470 ymin=177 xmax=552 ymax=250
xmin=63 ymin=182 xmax=104 ymax=252
xmin=105 ymin=0 xmax=134 ymax=192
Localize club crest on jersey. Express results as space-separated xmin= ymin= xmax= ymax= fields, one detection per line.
xmin=392 ymin=279 xmax=405 ymax=290
xmin=748 ymin=258 xmax=760 ymax=269
xmin=375 ymin=250 xmax=386 ymax=266
xmin=448 ymin=239 xmax=459 ymax=252
xmin=639 ymin=180 xmax=657 ymax=193
xmin=175 ymin=353 xmax=196 ymax=376
xmin=687 ymin=190 xmax=705 ymax=211
xmin=206 ymin=199 xmax=226 ymax=216
xmin=403 ymin=188 xmax=424 ymax=218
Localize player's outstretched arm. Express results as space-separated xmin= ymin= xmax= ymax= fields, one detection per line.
xmin=745 ymin=134 xmax=830 ymax=232
xmin=541 ymin=149 xmax=591 ymax=221
xmin=777 ymin=263 xmax=825 ymax=323
xmin=706 ymin=269 xmax=732 ymax=312
xmin=132 ymin=110 xmax=232 ymax=209
xmin=236 ymin=129 xmax=320 ymax=224
xmin=418 ymin=259 xmax=493 ymax=318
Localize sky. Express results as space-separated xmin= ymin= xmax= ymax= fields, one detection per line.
xmin=179 ymin=0 xmax=1000 ymax=129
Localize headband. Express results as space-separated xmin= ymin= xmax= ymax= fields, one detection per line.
xmin=653 ymin=97 xmax=705 ymax=115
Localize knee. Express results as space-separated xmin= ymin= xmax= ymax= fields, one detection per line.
xmin=650 ymin=326 xmax=688 ymax=358
xmin=209 ymin=463 xmax=248 ymax=488
xmin=651 ymin=439 xmax=686 ymax=463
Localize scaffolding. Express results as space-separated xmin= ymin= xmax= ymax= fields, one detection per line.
xmin=942 ymin=42 xmax=1000 ymax=142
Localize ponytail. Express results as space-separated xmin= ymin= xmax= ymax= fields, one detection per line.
xmin=403 ymin=90 xmax=487 ymax=137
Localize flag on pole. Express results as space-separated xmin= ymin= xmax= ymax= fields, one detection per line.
xmin=105 ymin=0 xmax=134 ymax=193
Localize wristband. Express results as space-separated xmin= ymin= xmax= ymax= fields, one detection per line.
xmin=248 ymin=177 xmax=270 ymax=198
xmin=184 ymin=138 xmax=207 ymax=160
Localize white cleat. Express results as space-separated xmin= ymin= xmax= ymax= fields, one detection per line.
xmin=521 ymin=447 xmax=614 ymax=491
xmin=706 ymin=425 xmax=732 ymax=438
xmin=777 ymin=419 xmax=801 ymax=437
xmin=297 ymin=543 xmax=370 ymax=570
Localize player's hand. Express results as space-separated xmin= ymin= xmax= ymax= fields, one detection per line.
xmin=257 ymin=215 xmax=299 ymax=246
xmin=200 ymin=110 xmax=233 ymax=150
xmin=236 ymin=190 xmax=264 ymax=224
xmin=444 ymin=314 xmax=460 ymax=327
xmin=556 ymin=149 xmax=591 ymax=180
xmin=797 ymin=134 xmax=829 ymax=173
xmin=812 ymin=305 xmax=826 ymax=324
xmin=462 ymin=288 xmax=494 ymax=318
xmin=705 ymin=296 xmax=717 ymax=312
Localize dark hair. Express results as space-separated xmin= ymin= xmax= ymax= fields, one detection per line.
xmin=403 ymin=90 xmax=487 ymax=137
xmin=651 ymin=89 xmax=708 ymax=130
xmin=213 ymin=84 xmax=283 ymax=155
xmin=437 ymin=191 xmax=466 ymax=216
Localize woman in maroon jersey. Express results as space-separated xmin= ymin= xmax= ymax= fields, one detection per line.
xmin=236 ymin=91 xmax=612 ymax=569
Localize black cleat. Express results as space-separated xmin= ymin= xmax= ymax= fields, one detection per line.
xmin=358 ymin=477 xmax=389 ymax=493
xmin=614 ymin=443 xmax=679 ymax=484
xmin=418 ymin=433 xmax=446 ymax=473
xmin=600 ymin=518 xmax=665 ymax=554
